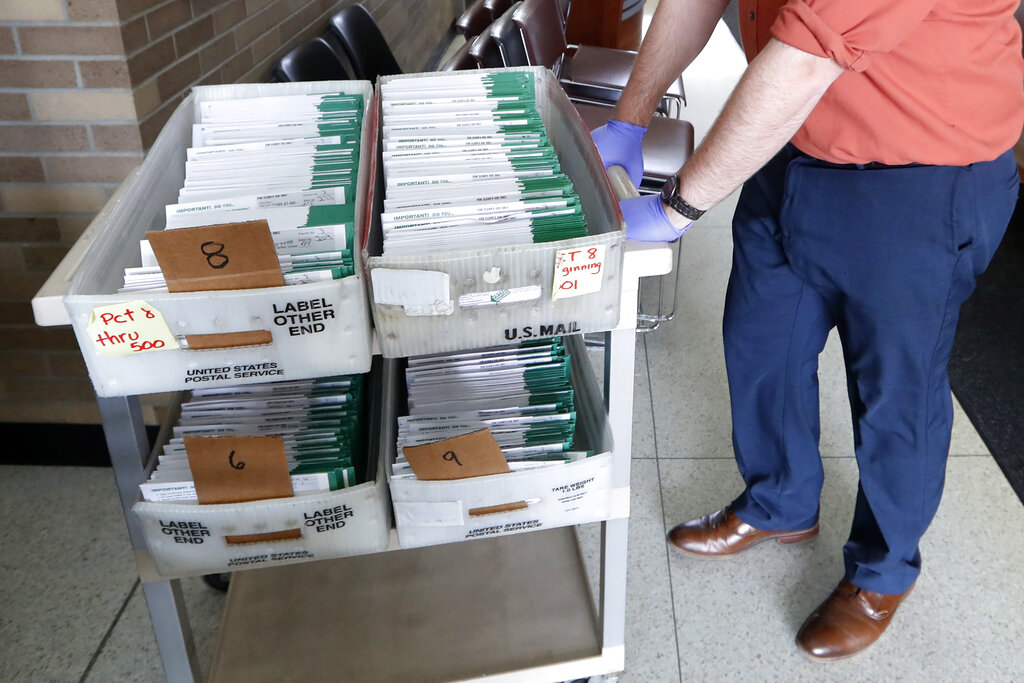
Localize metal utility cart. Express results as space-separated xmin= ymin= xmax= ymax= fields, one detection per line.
xmin=35 ymin=150 xmax=672 ymax=681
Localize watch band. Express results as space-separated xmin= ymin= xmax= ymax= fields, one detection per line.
xmin=660 ymin=176 xmax=705 ymax=221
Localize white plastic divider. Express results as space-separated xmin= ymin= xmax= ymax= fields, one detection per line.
xmin=62 ymin=81 xmax=376 ymax=397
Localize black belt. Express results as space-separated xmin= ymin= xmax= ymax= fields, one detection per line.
xmin=793 ymin=147 xmax=928 ymax=170
xmin=857 ymin=160 xmax=928 ymax=170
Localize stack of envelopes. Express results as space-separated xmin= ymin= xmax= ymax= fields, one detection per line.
xmin=392 ymin=338 xmax=592 ymax=480
xmin=379 ymin=71 xmax=588 ymax=256
xmin=140 ymin=375 xmax=366 ymax=502
xmin=121 ymin=91 xmax=363 ymax=292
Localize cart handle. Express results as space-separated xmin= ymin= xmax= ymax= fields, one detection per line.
xmin=606 ymin=164 xmax=640 ymax=202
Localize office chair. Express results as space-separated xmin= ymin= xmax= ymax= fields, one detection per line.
xmin=555 ymin=0 xmax=570 ymax=28
xmin=474 ymin=27 xmax=694 ymax=191
xmin=439 ymin=39 xmax=480 ymax=71
xmin=271 ymin=37 xmax=350 ymax=82
xmin=482 ymin=0 xmax=514 ymax=20
xmin=456 ymin=0 xmax=493 ymax=40
xmin=514 ymin=0 xmax=685 ymax=113
xmin=467 ymin=29 xmax=506 ymax=69
xmin=329 ymin=3 xmax=402 ymax=82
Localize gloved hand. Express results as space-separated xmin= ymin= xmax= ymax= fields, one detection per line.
xmin=620 ymin=194 xmax=693 ymax=242
xmin=589 ymin=120 xmax=647 ymax=188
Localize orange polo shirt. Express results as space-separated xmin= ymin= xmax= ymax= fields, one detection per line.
xmin=738 ymin=0 xmax=1024 ymax=165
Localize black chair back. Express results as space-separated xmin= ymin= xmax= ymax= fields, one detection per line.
xmin=329 ymin=3 xmax=402 ymax=81
xmin=272 ymin=37 xmax=350 ymax=82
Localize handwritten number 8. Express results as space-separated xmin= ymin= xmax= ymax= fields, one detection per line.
xmin=201 ymin=241 xmax=229 ymax=269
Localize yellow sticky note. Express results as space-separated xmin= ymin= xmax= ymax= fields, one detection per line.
xmin=552 ymin=245 xmax=606 ymax=301
xmin=86 ymin=301 xmax=180 ymax=358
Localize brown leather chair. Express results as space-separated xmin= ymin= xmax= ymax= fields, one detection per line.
xmin=455 ymin=0 xmax=492 ymax=40
xmin=440 ymin=39 xmax=479 ymax=71
xmin=468 ymin=30 xmax=506 ymax=69
xmin=513 ymin=0 xmax=685 ymax=115
xmin=470 ymin=30 xmax=694 ymax=191
xmin=482 ymin=0 xmax=514 ymax=20
xmin=556 ymin=0 xmax=571 ymax=28
xmin=574 ymin=102 xmax=694 ymax=190
xmin=490 ymin=5 xmax=662 ymax=113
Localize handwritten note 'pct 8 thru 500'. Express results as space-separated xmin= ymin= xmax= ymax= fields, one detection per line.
xmin=87 ymin=301 xmax=180 ymax=357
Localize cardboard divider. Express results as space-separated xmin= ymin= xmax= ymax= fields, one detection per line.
xmin=186 ymin=434 xmax=302 ymax=545
xmin=225 ymin=529 xmax=303 ymax=545
xmin=468 ymin=501 xmax=530 ymax=516
xmin=147 ymin=222 xmax=284 ymax=293
xmin=183 ymin=330 xmax=273 ymax=350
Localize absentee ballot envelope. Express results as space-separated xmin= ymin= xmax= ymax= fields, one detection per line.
xmin=393 ymin=338 xmax=593 ymax=481
xmin=123 ymin=89 xmax=363 ymax=293
xmin=379 ymin=70 xmax=589 ymax=257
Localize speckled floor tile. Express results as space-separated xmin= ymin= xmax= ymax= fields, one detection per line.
xmin=643 ymin=194 xmax=740 ymax=461
xmin=577 ymin=460 xmax=679 ymax=682
xmin=949 ymin=394 xmax=990 ymax=456
xmin=0 ymin=466 xmax=138 ymax=683
xmin=84 ymin=576 xmax=225 ymax=682
xmin=618 ymin=459 xmax=682 ymax=682
xmin=660 ymin=456 xmax=1024 ymax=681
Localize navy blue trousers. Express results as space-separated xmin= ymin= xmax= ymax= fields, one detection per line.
xmin=725 ymin=144 xmax=1018 ymax=594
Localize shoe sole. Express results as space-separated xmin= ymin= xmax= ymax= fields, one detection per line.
xmin=668 ymin=526 xmax=819 ymax=559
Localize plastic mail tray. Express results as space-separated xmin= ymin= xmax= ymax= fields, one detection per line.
xmin=364 ymin=67 xmax=626 ymax=358
xmin=64 ymin=81 xmax=376 ymax=397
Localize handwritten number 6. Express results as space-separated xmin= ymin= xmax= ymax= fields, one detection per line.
xmin=228 ymin=450 xmax=245 ymax=470
xmin=201 ymin=241 xmax=229 ymax=269
xmin=442 ymin=450 xmax=463 ymax=467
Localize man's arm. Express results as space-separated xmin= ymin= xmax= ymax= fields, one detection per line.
xmin=613 ymin=0 xmax=732 ymax=126
xmin=665 ymin=38 xmax=844 ymax=229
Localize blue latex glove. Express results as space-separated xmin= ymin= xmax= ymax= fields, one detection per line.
xmin=589 ymin=120 xmax=647 ymax=188
xmin=620 ymin=194 xmax=692 ymax=242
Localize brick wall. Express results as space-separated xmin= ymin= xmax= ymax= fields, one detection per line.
xmin=0 ymin=0 xmax=461 ymax=424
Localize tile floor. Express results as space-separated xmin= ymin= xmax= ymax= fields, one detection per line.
xmin=3 ymin=16 xmax=1023 ymax=683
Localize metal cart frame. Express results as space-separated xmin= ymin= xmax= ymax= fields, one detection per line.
xmin=33 ymin=169 xmax=674 ymax=683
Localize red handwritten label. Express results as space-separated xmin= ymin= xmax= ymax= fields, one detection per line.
xmin=86 ymin=300 xmax=180 ymax=357
xmin=552 ymin=245 xmax=606 ymax=301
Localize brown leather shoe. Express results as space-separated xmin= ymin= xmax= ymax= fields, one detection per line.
xmin=666 ymin=506 xmax=818 ymax=558
xmin=796 ymin=580 xmax=914 ymax=661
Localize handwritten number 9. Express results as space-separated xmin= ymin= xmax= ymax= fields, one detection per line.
xmin=442 ymin=450 xmax=463 ymax=467
xmin=201 ymin=241 xmax=229 ymax=269
xmin=228 ymin=450 xmax=245 ymax=470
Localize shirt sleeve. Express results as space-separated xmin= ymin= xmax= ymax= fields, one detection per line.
xmin=771 ymin=0 xmax=941 ymax=72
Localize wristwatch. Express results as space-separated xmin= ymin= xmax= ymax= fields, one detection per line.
xmin=660 ymin=175 xmax=705 ymax=221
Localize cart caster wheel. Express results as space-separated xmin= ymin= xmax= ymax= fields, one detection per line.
xmin=202 ymin=573 xmax=231 ymax=592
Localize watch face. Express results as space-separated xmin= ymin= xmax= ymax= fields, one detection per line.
xmin=661 ymin=175 xmax=678 ymax=200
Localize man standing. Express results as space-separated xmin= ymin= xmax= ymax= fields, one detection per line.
xmin=591 ymin=0 xmax=1023 ymax=660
